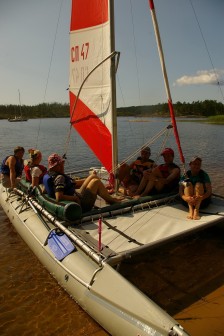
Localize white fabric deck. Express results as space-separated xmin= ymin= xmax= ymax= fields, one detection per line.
xmin=73 ymin=197 xmax=224 ymax=258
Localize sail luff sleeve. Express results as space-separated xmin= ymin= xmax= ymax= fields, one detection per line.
xmin=148 ymin=0 xmax=185 ymax=164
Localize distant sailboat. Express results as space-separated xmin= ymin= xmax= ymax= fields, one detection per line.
xmin=8 ymin=90 xmax=28 ymax=122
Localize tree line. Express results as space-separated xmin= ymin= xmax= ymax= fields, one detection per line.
xmin=0 ymin=100 xmax=223 ymax=119
xmin=0 ymin=103 xmax=69 ymax=119
xmin=117 ymin=100 xmax=224 ymax=117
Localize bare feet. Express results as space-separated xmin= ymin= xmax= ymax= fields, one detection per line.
xmin=107 ymin=188 xmax=115 ymax=195
xmin=187 ymin=205 xmax=194 ymax=220
xmin=118 ymin=186 xmax=127 ymax=195
xmin=193 ymin=209 xmax=201 ymax=220
xmin=108 ymin=195 xmax=125 ymax=204
xmin=132 ymin=195 xmax=141 ymax=199
xmin=132 ymin=191 xmax=149 ymax=199
xmin=120 ymin=188 xmax=136 ymax=197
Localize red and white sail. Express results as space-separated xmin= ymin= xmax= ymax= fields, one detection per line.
xmin=69 ymin=0 xmax=113 ymax=172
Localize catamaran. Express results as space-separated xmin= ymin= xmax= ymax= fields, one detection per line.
xmin=1 ymin=1 xmax=224 ymax=335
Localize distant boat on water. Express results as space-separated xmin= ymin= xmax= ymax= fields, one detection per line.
xmin=8 ymin=115 xmax=28 ymax=122
xmin=8 ymin=90 xmax=28 ymax=122
xmin=128 ymin=119 xmax=151 ymax=122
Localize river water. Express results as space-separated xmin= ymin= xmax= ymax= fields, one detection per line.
xmin=0 ymin=117 xmax=224 ymax=335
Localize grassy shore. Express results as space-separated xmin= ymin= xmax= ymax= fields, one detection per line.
xmin=205 ymin=115 xmax=224 ymax=124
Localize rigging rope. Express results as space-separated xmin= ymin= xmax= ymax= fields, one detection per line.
xmin=117 ymin=124 xmax=173 ymax=168
xmin=129 ymin=0 xmax=150 ymax=147
xmin=189 ymin=0 xmax=224 ymax=102
xmin=35 ymin=0 xmax=64 ymax=148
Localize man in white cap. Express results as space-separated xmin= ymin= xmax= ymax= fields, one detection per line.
xmin=179 ymin=156 xmax=212 ymax=220
xmin=133 ymin=147 xmax=180 ymax=198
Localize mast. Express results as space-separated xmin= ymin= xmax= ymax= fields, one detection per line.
xmin=109 ymin=0 xmax=119 ymax=180
xmin=18 ymin=89 xmax=22 ymax=117
xmin=148 ymin=0 xmax=185 ymax=164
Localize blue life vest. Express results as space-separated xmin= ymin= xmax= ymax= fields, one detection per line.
xmin=0 ymin=155 xmax=24 ymax=177
xmin=43 ymin=173 xmax=75 ymax=198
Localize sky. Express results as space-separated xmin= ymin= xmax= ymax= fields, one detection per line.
xmin=1 ymin=0 xmax=224 ymax=107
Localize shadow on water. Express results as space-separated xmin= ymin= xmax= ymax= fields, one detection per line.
xmin=120 ymin=226 xmax=224 ymax=318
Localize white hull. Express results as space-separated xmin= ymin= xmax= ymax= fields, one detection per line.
xmin=0 ymin=184 xmax=199 ymax=336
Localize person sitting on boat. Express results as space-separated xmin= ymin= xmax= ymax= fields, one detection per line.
xmin=132 ymin=148 xmax=180 ymax=198
xmin=43 ymin=153 xmax=123 ymax=213
xmin=179 ymin=156 xmax=212 ymax=220
xmin=118 ymin=146 xmax=156 ymax=195
xmin=0 ymin=146 xmax=25 ymax=189
xmin=24 ymin=149 xmax=47 ymax=187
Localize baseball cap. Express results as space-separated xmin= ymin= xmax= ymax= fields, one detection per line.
xmin=189 ymin=156 xmax=202 ymax=164
xmin=161 ymin=148 xmax=174 ymax=156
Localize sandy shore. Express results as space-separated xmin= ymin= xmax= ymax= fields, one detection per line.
xmin=175 ymin=284 xmax=224 ymax=335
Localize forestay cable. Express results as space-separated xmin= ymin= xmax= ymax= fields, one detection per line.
xmin=189 ymin=0 xmax=224 ymax=102
xmin=35 ymin=0 xmax=64 ymax=148
xmin=118 ymin=124 xmax=173 ymax=167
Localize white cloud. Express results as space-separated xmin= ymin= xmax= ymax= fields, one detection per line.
xmin=174 ymin=69 xmax=224 ymax=86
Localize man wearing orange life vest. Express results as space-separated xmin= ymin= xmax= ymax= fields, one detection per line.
xmin=133 ymin=147 xmax=180 ymax=198
xmin=118 ymin=146 xmax=156 ymax=195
